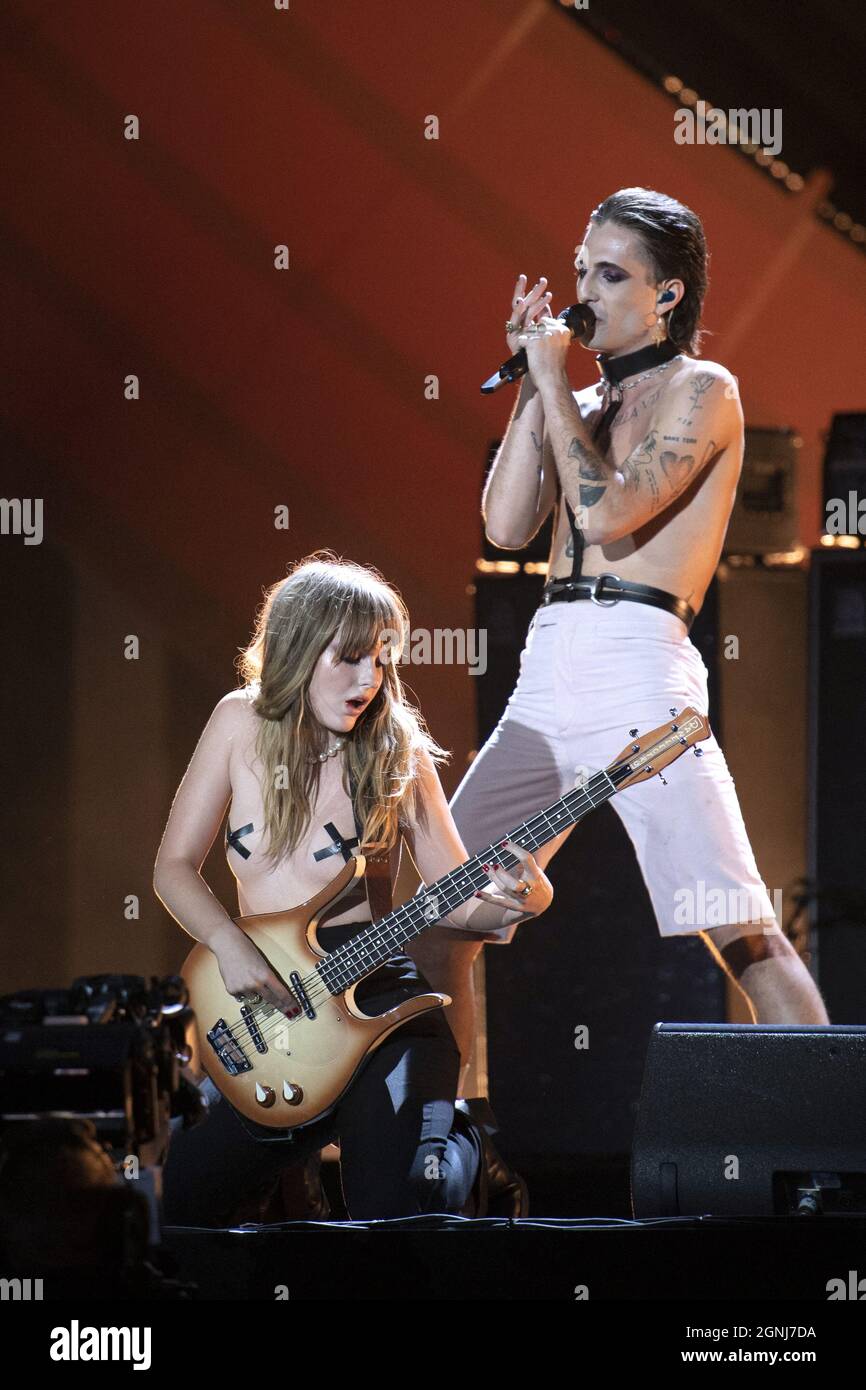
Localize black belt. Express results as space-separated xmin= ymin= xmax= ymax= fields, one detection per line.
xmin=540 ymin=573 xmax=696 ymax=631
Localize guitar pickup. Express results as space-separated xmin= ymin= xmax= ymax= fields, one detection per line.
xmin=240 ymin=1003 xmax=268 ymax=1054
xmin=289 ymin=971 xmax=316 ymax=1020
xmin=207 ymin=1018 xmax=252 ymax=1075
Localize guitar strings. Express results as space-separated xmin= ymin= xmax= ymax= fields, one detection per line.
xmin=203 ymin=733 xmax=695 ymax=1108
xmin=217 ymin=782 xmax=611 ymax=1050
xmin=222 ymin=769 xmax=642 ymax=1050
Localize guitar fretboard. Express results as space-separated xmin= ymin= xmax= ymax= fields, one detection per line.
xmin=316 ymin=767 xmax=620 ymax=996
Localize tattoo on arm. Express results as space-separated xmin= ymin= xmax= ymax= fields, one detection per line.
xmin=659 ymin=450 xmax=696 ymax=495
xmin=676 ymin=372 xmax=714 ymax=427
xmin=657 ymin=437 xmax=717 ymax=504
xmin=620 ymin=428 xmax=658 ymax=494
xmin=530 ymin=430 xmax=543 ymax=453
xmin=700 ymin=438 xmax=719 ymax=466
xmin=567 ymin=436 xmax=608 ymax=508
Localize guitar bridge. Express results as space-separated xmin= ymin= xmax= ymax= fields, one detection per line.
xmin=207 ymin=1018 xmax=252 ymax=1075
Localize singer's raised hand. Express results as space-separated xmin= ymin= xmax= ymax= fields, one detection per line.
xmin=516 ymin=314 xmax=572 ymax=387
xmin=507 ymin=275 xmax=553 ymax=356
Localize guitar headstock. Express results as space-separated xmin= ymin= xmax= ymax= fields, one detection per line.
xmin=605 ymin=706 xmax=710 ymax=791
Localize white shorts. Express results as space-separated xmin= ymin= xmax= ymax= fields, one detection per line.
xmin=448 ymin=597 xmax=778 ymax=944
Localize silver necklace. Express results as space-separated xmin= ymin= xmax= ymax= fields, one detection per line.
xmin=601 ymin=354 xmax=683 ymax=404
xmin=306 ymin=735 xmax=346 ymax=764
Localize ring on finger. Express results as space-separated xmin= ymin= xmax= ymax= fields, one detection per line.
xmin=514 ymin=880 xmax=534 ymax=898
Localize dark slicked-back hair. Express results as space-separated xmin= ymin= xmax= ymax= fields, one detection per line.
xmin=588 ymin=187 xmax=709 ymax=355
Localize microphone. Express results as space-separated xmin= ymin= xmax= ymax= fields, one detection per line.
xmin=480 ymin=303 xmax=597 ymax=394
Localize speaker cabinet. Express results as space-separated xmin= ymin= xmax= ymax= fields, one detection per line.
xmin=808 ymin=548 xmax=866 ymax=1022
xmin=632 ymin=1022 xmax=866 ymax=1216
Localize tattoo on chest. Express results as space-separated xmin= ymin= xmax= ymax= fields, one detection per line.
xmin=611 ymin=386 xmax=663 ymax=431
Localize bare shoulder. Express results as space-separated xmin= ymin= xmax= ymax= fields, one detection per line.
xmin=668 ymin=356 xmax=741 ymax=401
xmin=211 ymin=688 xmax=260 ymax=741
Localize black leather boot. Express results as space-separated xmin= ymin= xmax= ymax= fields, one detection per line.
xmin=454 ymin=1097 xmax=529 ymax=1218
xmin=452 ymin=1107 xmax=488 ymax=1217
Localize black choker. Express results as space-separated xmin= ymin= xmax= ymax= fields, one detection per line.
xmin=596 ymin=337 xmax=681 ymax=387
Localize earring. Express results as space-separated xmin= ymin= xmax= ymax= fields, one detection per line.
xmin=652 ymin=290 xmax=676 ymax=346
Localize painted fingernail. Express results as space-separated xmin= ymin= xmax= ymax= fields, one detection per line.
xmin=482 ymin=863 xmax=489 ymax=871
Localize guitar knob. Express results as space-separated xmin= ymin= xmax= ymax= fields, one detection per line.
xmin=283 ymin=1081 xmax=304 ymax=1106
xmin=255 ymin=1083 xmax=276 ymax=1107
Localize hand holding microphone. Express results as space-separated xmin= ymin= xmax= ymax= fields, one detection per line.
xmin=482 ymin=277 xmax=597 ymax=393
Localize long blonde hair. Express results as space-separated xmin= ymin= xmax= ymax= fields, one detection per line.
xmin=237 ymin=550 xmax=448 ymax=867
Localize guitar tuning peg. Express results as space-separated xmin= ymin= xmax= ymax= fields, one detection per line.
xmin=629 ymin=728 xmax=639 ymax=737
xmin=693 ymin=747 xmax=703 ymax=757
xmin=670 ymin=707 xmax=678 ymax=716
xmin=658 ymin=771 xmax=667 ymax=785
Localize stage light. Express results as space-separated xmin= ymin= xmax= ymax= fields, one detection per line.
xmin=475 ymin=559 xmax=520 ymax=575
xmin=819 ymin=534 xmax=861 ymax=549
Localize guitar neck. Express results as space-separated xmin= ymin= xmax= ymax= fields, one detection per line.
xmin=317 ymin=766 xmax=621 ymax=996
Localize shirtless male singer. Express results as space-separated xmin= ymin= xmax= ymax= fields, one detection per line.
xmin=408 ymin=186 xmax=828 ymax=1093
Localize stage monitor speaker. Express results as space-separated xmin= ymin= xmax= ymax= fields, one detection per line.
xmin=807 ymin=547 xmax=866 ymax=1023
xmin=822 ymin=412 xmax=866 ymax=534
xmin=631 ymin=1022 xmax=866 ymax=1216
xmin=724 ymin=426 xmax=800 ymax=556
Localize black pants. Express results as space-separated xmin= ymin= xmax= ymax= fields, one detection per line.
xmin=162 ymin=924 xmax=479 ymax=1224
